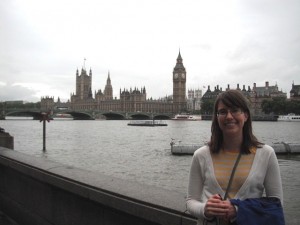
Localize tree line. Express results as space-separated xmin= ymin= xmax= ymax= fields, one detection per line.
xmin=0 ymin=102 xmax=41 ymax=110
xmin=261 ymin=98 xmax=300 ymax=115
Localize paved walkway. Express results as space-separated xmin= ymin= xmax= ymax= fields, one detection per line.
xmin=0 ymin=211 xmax=19 ymax=225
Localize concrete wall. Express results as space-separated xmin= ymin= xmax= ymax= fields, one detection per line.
xmin=0 ymin=147 xmax=196 ymax=225
xmin=0 ymin=131 xmax=14 ymax=150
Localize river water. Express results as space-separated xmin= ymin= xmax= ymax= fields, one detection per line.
xmin=1 ymin=119 xmax=300 ymax=224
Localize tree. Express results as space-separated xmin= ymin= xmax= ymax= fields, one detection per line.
xmin=261 ymin=98 xmax=300 ymax=115
xmin=261 ymin=100 xmax=273 ymax=114
xmin=200 ymin=99 xmax=215 ymax=115
xmin=286 ymin=101 xmax=300 ymax=114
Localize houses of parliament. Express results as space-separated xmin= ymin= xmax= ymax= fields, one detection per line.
xmin=41 ymin=52 xmax=190 ymax=114
xmin=41 ymin=51 xmax=300 ymax=116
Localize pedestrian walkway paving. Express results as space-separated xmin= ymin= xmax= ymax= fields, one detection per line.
xmin=0 ymin=210 xmax=19 ymax=225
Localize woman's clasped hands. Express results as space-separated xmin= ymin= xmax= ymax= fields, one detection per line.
xmin=204 ymin=194 xmax=236 ymax=221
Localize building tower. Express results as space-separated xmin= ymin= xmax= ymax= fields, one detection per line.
xmin=173 ymin=50 xmax=187 ymax=113
xmin=70 ymin=60 xmax=93 ymax=110
xmin=187 ymin=89 xmax=202 ymax=112
xmin=104 ymin=71 xmax=113 ymax=100
xmin=76 ymin=60 xmax=93 ymax=100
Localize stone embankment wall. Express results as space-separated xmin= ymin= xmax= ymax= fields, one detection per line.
xmin=0 ymin=147 xmax=196 ymax=225
xmin=0 ymin=130 xmax=13 ymax=150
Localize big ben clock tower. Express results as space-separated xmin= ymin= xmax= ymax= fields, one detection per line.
xmin=173 ymin=50 xmax=187 ymax=113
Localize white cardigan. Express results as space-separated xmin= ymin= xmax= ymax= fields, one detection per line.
xmin=186 ymin=145 xmax=283 ymax=224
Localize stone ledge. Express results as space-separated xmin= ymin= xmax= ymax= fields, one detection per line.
xmin=0 ymin=147 xmax=196 ymax=225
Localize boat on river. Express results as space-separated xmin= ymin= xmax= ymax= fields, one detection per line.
xmin=127 ymin=120 xmax=167 ymax=127
xmin=277 ymin=113 xmax=300 ymax=122
xmin=172 ymin=114 xmax=202 ymax=121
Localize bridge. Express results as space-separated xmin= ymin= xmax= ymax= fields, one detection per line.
xmin=1 ymin=109 xmax=174 ymax=120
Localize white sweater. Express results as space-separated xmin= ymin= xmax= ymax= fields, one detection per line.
xmin=186 ymin=144 xmax=283 ymax=224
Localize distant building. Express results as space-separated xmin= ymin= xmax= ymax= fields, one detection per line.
xmin=70 ymin=67 xmax=94 ymax=110
xmin=251 ymin=81 xmax=286 ymax=115
xmin=103 ymin=72 xmax=113 ymax=100
xmin=290 ymin=82 xmax=300 ymax=101
xmin=42 ymin=52 xmax=294 ymax=117
xmin=202 ymin=85 xmax=223 ymax=100
xmin=68 ymin=52 xmax=187 ymax=114
xmin=55 ymin=97 xmax=70 ymax=110
xmin=40 ymin=96 xmax=55 ymax=111
xmin=119 ymin=87 xmax=146 ymax=112
xmin=187 ymin=89 xmax=202 ymax=112
xmin=201 ymin=81 xmax=287 ymax=116
xmin=41 ymin=96 xmax=70 ymax=111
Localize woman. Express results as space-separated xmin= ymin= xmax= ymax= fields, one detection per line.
xmin=186 ymin=89 xmax=283 ymax=225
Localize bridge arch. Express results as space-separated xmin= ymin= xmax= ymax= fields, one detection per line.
xmin=63 ymin=111 xmax=94 ymax=120
xmin=102 ymin=112 xmax=125 ymax=120
xmin=130 ymin=113 xmax=150 ymax=120
xmin=153 ymin=114 xmax=171 ymax=120
xmin=3 ymin=109 xmax=173 ymax=120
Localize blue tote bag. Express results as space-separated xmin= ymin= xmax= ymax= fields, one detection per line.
xmin=230 ymin=197 xmax=285 ymax=225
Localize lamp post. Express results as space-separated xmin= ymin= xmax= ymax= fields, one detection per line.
xmin=40 ymin=112 xmax=50 ymax=151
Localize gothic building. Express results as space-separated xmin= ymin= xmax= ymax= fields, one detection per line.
xmin=172 ymin=51 xmax=187 ymax=112
xmin=76 ymin=67 xmax=93 ymax=100
xmin=67 ymin=52 xmax=187 ymax=114
xmin=95 ymin=72 xmax=113 ymax=101
xmin=40 ymin=96 xmax=70 ymax=111
xmin=40 ymin=96 xmax=55 ymax=111
xmin=187 ymin=89 xmax=202 ymax=112
xmin=119 ymin=87 xmax=147 ymax=112
xmin=70 ymin=67 xmax=113 ymax=110
xmin=41 ymin=51 xmax=297 ymax=118
xmin=41 ymin=52 xmax=297 ymax=118
xmin=103 ymin=72 xmax=113 ymax=100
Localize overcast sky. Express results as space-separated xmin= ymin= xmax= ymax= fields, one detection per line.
xmin=1 ymin=0 xmax=299 ymax=102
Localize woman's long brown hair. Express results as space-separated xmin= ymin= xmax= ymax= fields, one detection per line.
xmin=208 ymin=89 xmax=263 ymax=154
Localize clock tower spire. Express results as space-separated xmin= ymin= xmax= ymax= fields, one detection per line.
xmin=173 ymin=50 xmax=186 ymax=113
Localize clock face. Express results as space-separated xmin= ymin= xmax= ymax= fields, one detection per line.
xmin=181 ymin=73 xmax=185 ymax=79
xmin=174 ymin=73 xmax=178 ymax=79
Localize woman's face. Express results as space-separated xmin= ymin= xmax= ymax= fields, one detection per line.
xmin=216 ymin=101 xmax=248 ymax=137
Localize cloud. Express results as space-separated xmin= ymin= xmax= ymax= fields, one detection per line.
xmin=0 ymin=83 xmax=38 ymax=102
xmin=0 ymin=0 xmax=299 ymax=101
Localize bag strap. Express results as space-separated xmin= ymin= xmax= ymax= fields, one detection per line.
xmin=215 ymin=151 xmax=242 ymax=225
xmin=223 ymin=151 xmax=242 ymax=200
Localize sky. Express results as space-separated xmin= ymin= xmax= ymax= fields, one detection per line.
xmin=0 ymin=0 xmax=299 ymax=102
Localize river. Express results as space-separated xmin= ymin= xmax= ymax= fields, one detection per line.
xmin=1 ymin=119 xmax=300 ymax=225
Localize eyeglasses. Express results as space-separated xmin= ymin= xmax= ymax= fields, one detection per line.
xmin=217 ymin=108 xmax=243 ymax=117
